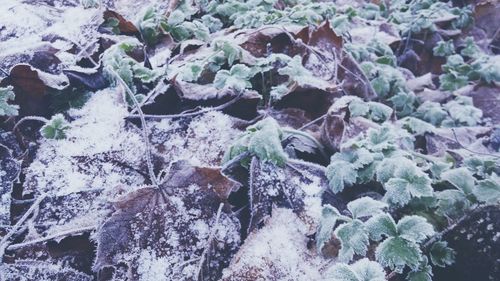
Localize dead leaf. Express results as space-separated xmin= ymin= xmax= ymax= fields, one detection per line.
xmin=0 ymin=261 xmax=92 ymax=281
xmin=465 ymin=85 xmax=500 ymax=124
xmin=94 ymin=161 xmax=241 ymax=281
xmin=0 ymin=143 xmax=21 ymax=225
xmin=248 ymin=157 xmax=327 ymax=234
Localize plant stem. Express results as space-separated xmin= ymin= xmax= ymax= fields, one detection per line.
xmin=107 ymin=67 xmax=159 ymax=187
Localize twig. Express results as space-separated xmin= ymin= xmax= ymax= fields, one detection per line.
xmin=297 ymin=114 xmax=326 ymax=131
xmin=128 ymin=91 xmax=244 ymax=120
xmin=6 ymin=226 xmax=95 ymax=251
xmin=13 ymin=116 xmax=49 ymax=132
xmin=107 ymin=68 xmax=159 ymax=187
xmin=0 ymin=194 xmax=47 ymax=261
xmin=450 ymin=128 xmax=500 ymax=158
xmin=197 ymin=203 xmax=224 ymax=280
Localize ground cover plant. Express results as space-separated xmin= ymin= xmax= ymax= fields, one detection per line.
xmin=0 ymin=0 xmax=499 ymax=280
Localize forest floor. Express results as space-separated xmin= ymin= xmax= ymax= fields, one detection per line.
xmin=0 ymin=0 xmax=499 ymax=281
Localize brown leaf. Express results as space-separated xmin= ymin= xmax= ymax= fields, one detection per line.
xmin=103 ymin=10 xmax=140 ymax=36
xmin=94 ymin=161 xmax=241 ymax=281
xmin=248 ymin=158 xmax=326 ymax=234
xmin=1 ymin=261 xmax=92 ymax=281
xmin=465 ymin=85 xmax=500 ymax=124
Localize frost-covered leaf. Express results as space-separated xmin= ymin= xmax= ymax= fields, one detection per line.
xmin=383 ymin=162 xmax=433 ymax=206
xmin=334 ymin=220 xmax=370 ymax=262
xmin=396 ymin=215 xmax=435 ymax=243
xmin=347 ymin=197 xmax=387 ymax=219
xmin=213 ymin=64 xmax=253 ymax=91
xmin=365 ymin=213 xmax=397 ymax=241
xmin=443 ymin=96 xmax=482 ymax=126
xmin=430 ymin=241 xmax=456 ymax=267
xmin=375 ymin=237 xmax=422 ymax=272
xmin=399 ymin=117 xmax=435 ymax=135
xmin=224 ymin=118 xmax=287 ymax=167
xmin=326 ymin=258 xmax=386 ymax=281
xmin=317 ymin=204 xmax=342 ymax=253
xmin=473 ymin=175 xmax=500 ymax=204
xmin=248 ymin=157 xmax=328 ymax=234
xmin=441 ymin=167 xmax=475 ymax=195
xmin=94 ymin=161 xmax=240 ymax=280
xmin=326 ymin=148 xmax=374 ymax=193
xmin=433 ymin=40 xmax=455 ymax=57
xmin=212 ymin=40 xmax=243 ymax=66
xmin=435 ymin=189 xmax=470 ymax=219
xmin=1 ymin=261 xmax=92 ymax=281
xmin=0 ymin=86 xmax=19 ymax=116
xmin=40 ymin=114 xmax=70 ymax=140
xmin=406 ymin=257 xmax=433 ymax=281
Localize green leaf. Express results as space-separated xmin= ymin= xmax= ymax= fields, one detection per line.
xmin=213 ymin=64 xmax=253 ymax=91
xmin=376 ymin=237 xmax=422 ymax=272
xmin=396 ymin=216 xmax=434 ymax=243
xmin=371 ymin=76 xmax=390 ymax=97
xmin=365 ymin=213 xmax=398 ymax=241
xmin=443 ymin=96 xmax=482 ymax=126
xmin=326 ymin=162 xmax=357 ymax=194
xmin=441 ymin=167 xmax=475 ymax=195
xmin=327 ymin=263 xmax=360 ymax=281
xmin=349 ymin=258 xmax=386 ymax=281
xmin=473 ymin=175 xmax=500 ymax=204
xmin=327 ymin=258 xmax=386 ymax=281
xmin=212 ymin=40 xmax=243 ymax=66
xmin=40 ymin=114 xmax=70 ymax=140
xmin=383 ymin=163 xmax=433 ymax=206
xmin=399 ymin=117 xmax=435 ymax=135
xmin=460 ymin=37 xmax=480 ymax=58
xmin=335 ymin=220 xmax=370 ymax=262
xmin=430 ymin=241 xmax=456 ymax=267
xmin=224 ymin=118 xmax=287 ymax=167
xmin=347 ymin=197 xmax=387 ymax=219
xmin=415 ymin=101 xmax=448 ymax=126
xmin=326 ymin=148 xmax=374 ymax=193
xmin=433 ymin=40 xmax=455 ymax=57
xmin=407 ymin=257 xmax=433 ymax=281
xmin=436 ymin=189 xmax=470 ymax=219
xmin=167 ymin=10 xmax=186 ymax=26
xmin=0 ymin=86 xmax=19 ymax=116
xmin=316 ymin=204 xmax=343 ymax=253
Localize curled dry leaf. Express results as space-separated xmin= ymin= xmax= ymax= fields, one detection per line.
xmin=94 ymin=161 xmax=241 ymax=281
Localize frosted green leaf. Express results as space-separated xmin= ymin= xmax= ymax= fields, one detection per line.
xmin=383 ymin=164 xmax=433 ymax=206
xmin=349 ymin=258 xmax=386 ymax=281
xmin=441 ymin=167 xmax=474 ymax=195
xmin=368 ymin=102 xmax=393 ymax=122
xmin=406 ymin=257 xmax=433 ymax=281
xmin=371 ymin=76 xmax=390 ymax=97
xmin=389 ymin=91 xmax=416 ymax=117
xmin=0 ymin=86 xmax=19 ymax=116
xmin=430 ymin=241 xmax=455 ymax=267
xmin=270 ymin=84 xmax=289 ymax=101
xmin=460 ymin=37 xmax=480 ymax=58
xmin=375 ymin=237 xmax=422 ymax=272
xmin=80 ymin=0 xmax=99 ymax=8
xmin=326 ymin=162 xmax=357 ymax=193
xmin=180 ymin=63 xmax=204 ymax=82
xmin=433 ymin=40 xmax=455 ymax=57
xmin=40 ymin=114 xmax=71 ymax=140
xmin=213 ymin=64 xmax=253 ymax=91
xmin=334 ymin=220 xmax=370 ymax=262
xmin=327 ymin=258 xmax=386 ymax=281
xmin=436 ymin=189 xmax=470 ymax=219
xmin=316 ymin=204 xmax=343 ymax=253
xmin=464 ymin=156 xmax=498 ymax=177
xmin=444 ymin=97 xmax=482 ymax=126
xmin=212 ymin=40 xmax=242 ymax=66
xmin=201 ymin=15 xmax=223 ymax=32
xmin=396 ymin=216 xmax=434 ymax=243
xmin=224 ymin=118 xmax=287 ymax=167
xmin=167 ymin=10 xmax=186 ymax=26
xmin=399 ymin=117 xmax=435 ymax=135
xmin=347 ymin=197 xmax=387 ymax=219
xmin=415 ymin=101 xmax=447 ymax=126
xmin=278 ymin=55 xmax=326 ymax=87
xmin=327 ymin=263 xmax=360 ymax=281
xmin=473 ymin=175 xmax=500 ymax=204
xmin=365 ymin=213 xmax=397 ymax=241
xmin=349 ymin=99 xmax=370 ymax=117
xmin=364 ymin=125 xmax=397 ymax=152
xmin=326 ymin=148 xmax=374 ymax=193
xmin=376 ymin=157 xmax=408 ymax=183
